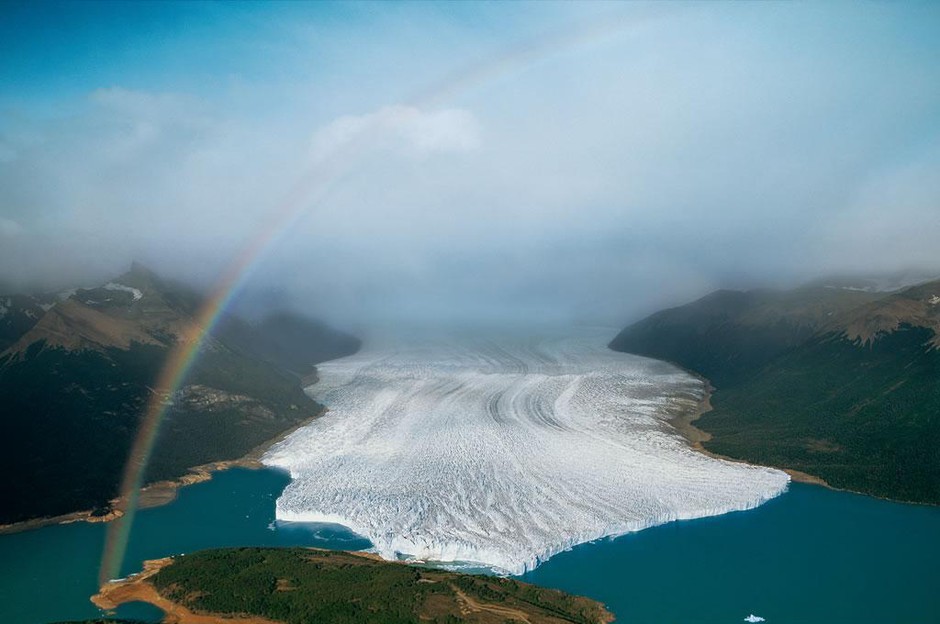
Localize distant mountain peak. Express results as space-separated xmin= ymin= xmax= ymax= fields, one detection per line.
xmin=129 ymin=260 xmax=158 ymax=278
xmin=116 ymin=261 xmax=164 ymax=292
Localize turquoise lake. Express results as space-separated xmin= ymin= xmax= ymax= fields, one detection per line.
xmin=1 ymin=467 xmax=937 ymax=624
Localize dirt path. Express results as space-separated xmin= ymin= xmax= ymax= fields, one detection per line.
xmin=451 ymin=585 xmax=533 ymax=624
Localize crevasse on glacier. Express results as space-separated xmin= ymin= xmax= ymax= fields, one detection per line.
xmin=263 ymin=328 xmax=789 ymax=574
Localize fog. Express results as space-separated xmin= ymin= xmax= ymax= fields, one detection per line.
xmin=2 ymin=2 xmax=938 ymax=328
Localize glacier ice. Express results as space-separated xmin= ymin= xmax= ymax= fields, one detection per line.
xmin=263 ymin=328 xmax=789 ymax=574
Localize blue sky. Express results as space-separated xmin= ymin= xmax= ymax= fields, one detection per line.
xmin=1 ymin=1 xmax=939 ymax=325
xmin=1 ymin=1 xmax=562 ymax=115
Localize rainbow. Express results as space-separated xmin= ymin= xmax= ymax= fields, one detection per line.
xmin=97 ymin=7 xmax=671 ymax=586
xmin=97 ymin=163 xmax=350 ymax=585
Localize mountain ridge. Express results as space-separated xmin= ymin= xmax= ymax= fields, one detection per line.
xmin=830 ymin=279 xmax=940 ymax=348
xmin=0 ymin=264 xmax=361 ymax=525
xmin=609 ymin=277 xmax=940 ymax=503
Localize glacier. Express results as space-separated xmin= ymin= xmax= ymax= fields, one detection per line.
xmin=263 ymin=328 xmax=789 ymax=574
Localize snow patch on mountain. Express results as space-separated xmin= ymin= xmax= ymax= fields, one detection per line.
xmin=104 ymin=282 xmax=143 ymax=301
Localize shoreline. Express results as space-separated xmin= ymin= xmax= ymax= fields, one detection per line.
xmin=3 ymin=351 xmax=929 ymax=537
xmin=93 ymin=550 xmax=616 ymax=624
xmin=92 ymin=556 xmax=281 ymax=624
xmin=668 ymin=369 xmax=940 ymax=505
xmin=668 ymin=374 xmax=830 ymax=488
xmin=0 ymin=407 xmax=325 ymax=536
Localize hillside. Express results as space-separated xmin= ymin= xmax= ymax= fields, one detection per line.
xmin=831 ymin=280 xmax=940 ymax=349
xmin=216 ymin=311 xmax=361 ymax=378
xmin=0 ymin=292 xmax=60 ymax=352
xmin=91 ymin=548 xmax=613 ymax=624
xmin=0 ymin=265 xmax=360 ymax=526
xmin=610 ymin=279 xmax=940 ymax=503
xmin=609 ymin=286 xmax=881 ymax=387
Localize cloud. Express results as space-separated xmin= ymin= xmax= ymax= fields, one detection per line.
xmin=810 ymin=148 xmax=940 ymax=273
xmin=0 ymin=2 xmax=938 ymax=325
xmin=0 ymin=218 xmax=22 ymax=238
xmin=309 ymin=105 xmax=480 ymax=163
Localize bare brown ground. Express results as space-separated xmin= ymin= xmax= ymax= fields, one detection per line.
xmin=2 ymin=299 xmax=163 ymax=356
xmin=93 ymin=558 xmax=282 ymax=624
xmin=451 ymin=585 xmax=533 ymax=624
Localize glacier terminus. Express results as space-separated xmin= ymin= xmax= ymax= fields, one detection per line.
xmin=264 ymin=328 xmax=789 ymax=574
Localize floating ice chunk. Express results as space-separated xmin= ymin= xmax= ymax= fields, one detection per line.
xmin=264 ymin=328 xmax=790 ymax=574
xmin=744 ymin=615 xmax=766 ymax=623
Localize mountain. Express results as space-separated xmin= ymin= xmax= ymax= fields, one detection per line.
xmin=0 ymin=265 xmax=360 ymax=526
xmin=609 ymin=286 xmax=882 ymax=387
xmin=610 ymin=279 xmax=940 ymax=503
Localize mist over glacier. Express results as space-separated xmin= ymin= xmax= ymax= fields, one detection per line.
xmin=263 ymin=328 xmax=789 ymax=574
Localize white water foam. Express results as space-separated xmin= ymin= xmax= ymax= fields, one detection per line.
xmin=263 ymin=328 xmax=788 ymax=574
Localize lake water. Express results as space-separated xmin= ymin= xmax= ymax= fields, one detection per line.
xmin=0 ymin=468 xmax=369 ymax=624
xmin=0 ymin=467 xmax=937 ymax=624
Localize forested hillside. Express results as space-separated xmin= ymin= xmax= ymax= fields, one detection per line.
xmin=0 ymin=265 xmax=359 ymax=525
xmin=611 ymin=280 xmax=940 ymax=503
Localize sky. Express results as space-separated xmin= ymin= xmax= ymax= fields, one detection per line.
xmin=1 ymin=1 xmax=939 ymax=328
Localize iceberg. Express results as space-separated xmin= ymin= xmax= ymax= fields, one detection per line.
xmin=264 ymin=328 xmax=789 ymax=574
